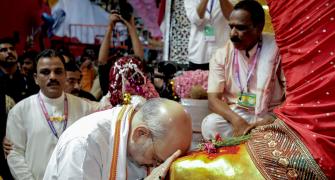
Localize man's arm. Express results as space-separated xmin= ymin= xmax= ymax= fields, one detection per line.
xmin=184 ymin=0 xmax=207 ymax=25
xmin=6 ymin=111 xmax=34 ymax=180
xmin=207 ymin=50 xmax=253 ymax=136
xmin=219 ymin=0 xmax=233 ymax=20
xmin=208 ymin=93 xmax=253 ymax=136
xmin=120 ymin=16 xmax=144 ymax=59
xmin=98 ymin=13 xmax=119 ymax=65
xmin=44 ymin=138 xmax=101 ymax=180
xmin=197 ymin=0 xmax=209 ymax=19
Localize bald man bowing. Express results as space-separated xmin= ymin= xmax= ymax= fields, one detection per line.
xmin=43 ymin=98 xmax=192 ymax=180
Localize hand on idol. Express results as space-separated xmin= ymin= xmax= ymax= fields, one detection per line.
xmin=2 ymin=137 xmax=13 ymax=158
xmin=231 ymin=117 xmax=254 ymax=136
xmin=145 ymin=150 xmax=182 ymax=180
xmin=254 ymin=115 xmax=275 ymax=127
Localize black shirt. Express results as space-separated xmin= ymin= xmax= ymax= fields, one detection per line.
xmin=0 ymin=68 xmax=31 ymax=103
xmin=78 ymin=90 xmax=97 ymax=101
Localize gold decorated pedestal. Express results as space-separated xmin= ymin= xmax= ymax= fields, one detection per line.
xmin=170 ymin=144 xmax=264 ymax=180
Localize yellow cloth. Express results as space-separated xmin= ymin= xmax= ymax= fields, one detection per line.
xmin=170 ymin=144 xmax=264 ymax=180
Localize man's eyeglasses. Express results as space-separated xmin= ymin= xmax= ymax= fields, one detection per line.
xmin=0 ymin=47 xmax=15 ymax=53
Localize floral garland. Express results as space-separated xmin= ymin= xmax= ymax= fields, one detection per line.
xmin=109 ymin=56 xmax=159 ymax=106
xmin=174 ymin=70 xmax=209 ymax=98
xmin=199 ymin=133 xmax=251 ymax=153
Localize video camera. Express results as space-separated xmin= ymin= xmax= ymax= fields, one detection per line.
xmin=112 ymin=2 xmax=133 ymax=22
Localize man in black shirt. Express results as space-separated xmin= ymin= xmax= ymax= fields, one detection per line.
xmin=0 ymin=38 xmax=31 ymax=103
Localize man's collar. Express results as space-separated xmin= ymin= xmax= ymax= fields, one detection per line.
xmin=39 ymin=91 xmax=65 ymax=104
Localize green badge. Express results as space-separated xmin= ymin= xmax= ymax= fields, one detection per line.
xmin=204 ymin=25 xmax=215 ymax=42
xmin=237 ymin=92 xmax=256 ymax=109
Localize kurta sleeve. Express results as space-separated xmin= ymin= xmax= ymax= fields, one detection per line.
xmin=6 ymin=109 xmax=34 ymax=180
xmin=44 ymin=137 xmax=102 ymax=180
xmin=184 ymin=0 xmax=206 ymax=26
xmin=207 ymin=49 xmax=227 ymax=93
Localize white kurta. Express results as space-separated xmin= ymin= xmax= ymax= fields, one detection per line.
xmin=43 ymin=107 xmax=146 ymax=180
xmin=6 ymin=92 xmax=100 ymax=180
xmin=202 ymin=33 xmax=285 ymax=140
xmin=184 ymin=0 xmax=231 ymax=64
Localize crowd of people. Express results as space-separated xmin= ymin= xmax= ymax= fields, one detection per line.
xmin=0 ymin=0 xmax=333 ymax=179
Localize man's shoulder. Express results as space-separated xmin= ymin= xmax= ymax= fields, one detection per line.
xmin=66 ymin=93 xmax=97 ymax=106
xmin=7 ymin=94 xmax=38 ymax=122
xmin=211 ymin=42 xmax=234 ymax=63
xmin=9 ymin=94 xmax=37 ymax=112
xmin=262 ymin=32 xmax=277 ymax=46
xmin=79 ymin=90 xmax=97 ymax=101
xmin=59 ymin=108 xmax=116 ymax=145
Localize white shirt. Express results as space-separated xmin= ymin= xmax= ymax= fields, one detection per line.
xmin=6 ymin=92 xmax=100 ymax=180
xmin=43 ymin=108 xmax=146 ymax=180
xmin=184 ymin=0 xmax=231 ymax=64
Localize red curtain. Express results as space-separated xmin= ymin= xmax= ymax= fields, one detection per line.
xmin=268 ymin=0 xmax=335 ymax=177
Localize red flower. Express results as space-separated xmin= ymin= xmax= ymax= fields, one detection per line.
xmin=215 ymin=133 xmax=222 ymax=142
xmin=203 ymin=142 xmax=217 ymax=153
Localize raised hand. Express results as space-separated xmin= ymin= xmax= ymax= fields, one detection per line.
xmin=108 ymin=13 xmax=121 ymax=28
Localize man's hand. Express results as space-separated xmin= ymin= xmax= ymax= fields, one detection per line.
xmin=119 ymin=15 xmax=136 ymax=30
xmin=145 ymin=150 xmax=182 ymax=180
xmin=80 ymin=59 xmax=92 ymax=70
xmin=254 ymin=115 xmax=275 ymax=127
xmin=108 ymin=12 xmax=121 ymax=28
xmin=231 ymin=117 xmax=254 ymax=137
xmin=3 ymin=137 xmax=13 ymax=158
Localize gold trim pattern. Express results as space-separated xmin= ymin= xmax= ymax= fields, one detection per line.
xmin=247 ymin=119 xmax=327 ymax=180
xmin=109 ymin=106 xmax=128 ymax=180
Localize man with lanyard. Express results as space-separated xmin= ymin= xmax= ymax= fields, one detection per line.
xmin=184 ymin=0 xmax=233 ymax=70
xmin=6 ymin=49 xmax=100 ymax=180
xmin=201 ymin=0 xmax=285 ymax=139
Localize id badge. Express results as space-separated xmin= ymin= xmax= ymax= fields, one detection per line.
xmin=237 ymin=92 xmax=256 ymax=109
xmin=204 ymin=25 xmax=215 ymax=42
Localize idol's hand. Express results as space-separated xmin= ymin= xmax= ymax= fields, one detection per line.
xmin=145 ymin=150 xmax=182 ymax=180
xmin=2 ymin=137 xmax=13 ymax=158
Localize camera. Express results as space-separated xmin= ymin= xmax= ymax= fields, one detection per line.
xmin=112 ymin=2 xmax=133 ymax=22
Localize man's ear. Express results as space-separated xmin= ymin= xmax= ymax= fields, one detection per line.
xmin=34 ymin=73 xmax=39 ymax=85
xmin=132 ymin=125 xmax=151 ymax=143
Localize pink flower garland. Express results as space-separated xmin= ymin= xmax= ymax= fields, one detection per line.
xmin=174 ymin=70 xmax=209 ymax=98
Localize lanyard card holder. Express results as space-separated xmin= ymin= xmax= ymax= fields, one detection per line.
xmin=237 ymin=92 xmax=256 ymax=110
xmin=204 ymin=24 xmax=215 ymax=42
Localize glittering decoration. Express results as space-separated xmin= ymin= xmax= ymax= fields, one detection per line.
xmin=108 ymin=56 xmax=159 ymax=106
xmin=49 ymin=116 xmax=65 ymax=122
xmin=169 ymin=80 xmax=179 ymax=101
xmin=123 ymin=93 xmax=131 ymax=105
xmin=170 ymin=144 xmax=263 ymax=179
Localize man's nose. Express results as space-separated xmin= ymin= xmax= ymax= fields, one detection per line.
xmin=74 ymin=82 xmax=80 ymax=90
xmin=231 ymin=27 xmax=238 ymax=36
xmin=49 ymin=71 xmax=58 ymax=79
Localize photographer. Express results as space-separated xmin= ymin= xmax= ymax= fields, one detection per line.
xmin=98 ymin=11 xmax=144 ymax=95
